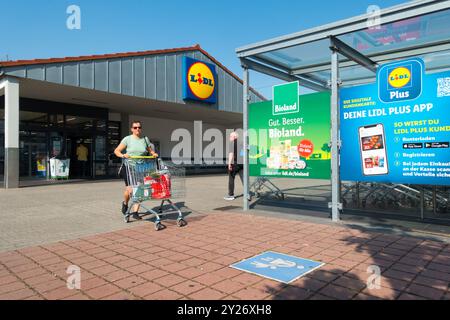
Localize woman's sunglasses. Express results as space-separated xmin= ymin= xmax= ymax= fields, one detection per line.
xmin=132 ymin=126 xmax=142 ymax=129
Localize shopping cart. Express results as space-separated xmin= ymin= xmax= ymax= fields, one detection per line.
xmin=122 ymin=156 xmax=186 ymax=231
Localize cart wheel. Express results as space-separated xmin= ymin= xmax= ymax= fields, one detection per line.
xmin=124 ymin=215 xmax=130 ymax=223
xmin=177 ymin=219 xmax=187 ymax=227
xmin=155 ymin=222 xmax=163 ymax=231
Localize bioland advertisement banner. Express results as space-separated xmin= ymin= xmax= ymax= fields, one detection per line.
xmin=249 ymin=82 xmax=331 ymax=179
xmin=340 ymin=57 xmax=450 ymax=185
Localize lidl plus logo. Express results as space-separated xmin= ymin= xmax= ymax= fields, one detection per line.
xmin=378 ymin=58 xmax=423 ymax=103
xmin=182 ymin=57 xmax=217 ymax=104
xmin=273 ymin=81 xmax=300 ymax=116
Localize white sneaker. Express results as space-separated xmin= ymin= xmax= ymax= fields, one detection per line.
xmin=224 ymin=196 xmax=236 ymax=201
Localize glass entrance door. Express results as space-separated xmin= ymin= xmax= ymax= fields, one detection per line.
xmin=93 ymin=136 xmax=107 ymax=178
xmin=67 ymin=135 xmax=93 ymax=179
xmin=19 ymin=131 xmax=48 ymax=179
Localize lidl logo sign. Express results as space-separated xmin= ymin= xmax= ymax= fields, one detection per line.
xmin=388 ymin=66 xmax=411 ymax=89
xmin=273 ymin=81 xmax=300 ymax=116
xmin=378 ymin=58 xmax=423 ymax=103
xmin=182 ymin=56 xmax=217 ymax=104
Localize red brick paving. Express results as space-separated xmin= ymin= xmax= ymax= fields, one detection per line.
xmin=0 ymin=213 xmax=449 ymax=300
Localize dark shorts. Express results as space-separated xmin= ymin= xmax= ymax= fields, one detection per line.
xmin=120 ymin=165 xmax=130 ymax=186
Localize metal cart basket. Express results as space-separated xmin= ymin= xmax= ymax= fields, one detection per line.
xmin=123 ymin=156 xmax=186 ymax=230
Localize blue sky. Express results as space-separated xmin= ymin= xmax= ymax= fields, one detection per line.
xmin=1 ymin=0 xmax=407 ymax=97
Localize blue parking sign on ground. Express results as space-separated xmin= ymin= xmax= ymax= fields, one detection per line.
xmin=231 ymin=251 xmax=324 ymax=284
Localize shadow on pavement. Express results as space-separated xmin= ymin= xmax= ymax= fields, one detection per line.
xmin=258 ymin=224 xmax=450 ymax=300
xmin=127 ymin=201 xmax=207 ymax=225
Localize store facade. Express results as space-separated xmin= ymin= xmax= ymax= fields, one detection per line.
xmin=0 ymin=45 xmax=264 ymax=187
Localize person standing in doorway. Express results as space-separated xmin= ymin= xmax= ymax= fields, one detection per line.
xmin=224 ymin=129 xmax=243 ymax=201
xmin=76 ymin=140 xmax=89 ymax=178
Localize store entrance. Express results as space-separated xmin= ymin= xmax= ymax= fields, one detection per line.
xmin=19 ymin=131 xmax=48 ymax=180
xmin=66 ymin=135 xmax=93 ymax=179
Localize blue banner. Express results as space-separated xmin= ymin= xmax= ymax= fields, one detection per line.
xmin=231 ymin=251 xmax=324 ymax=284
xmin=340 ymin=57 xmax=450 ymax=185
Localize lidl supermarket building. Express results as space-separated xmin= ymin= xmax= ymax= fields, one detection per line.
xmin=0 ymin=45 xmax=264 ymax=188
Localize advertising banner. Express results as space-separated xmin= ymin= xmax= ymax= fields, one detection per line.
xmin=36 ymin=157 xmax=47 ymax=177
xmin=249 ymin=83 xmax=331 ymax=179
xmin=50 ymin=158 xmax=70 ymax=179
xmin=340 ymin=57 xmax=450 ymax=185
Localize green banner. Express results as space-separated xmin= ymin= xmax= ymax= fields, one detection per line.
xmin=249 ymin=89 xmax=331 ymax=179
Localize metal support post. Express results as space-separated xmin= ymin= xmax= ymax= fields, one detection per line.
xmin=243 ymin=67 xmax=250 ymax=211
xmin=329 ymin=50 xmax=342 ymax=222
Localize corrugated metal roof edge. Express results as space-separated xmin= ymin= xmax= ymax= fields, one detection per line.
xmin=0 ymin=44 xmax=266 ymax=101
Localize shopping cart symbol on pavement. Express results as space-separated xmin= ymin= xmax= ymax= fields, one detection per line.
xmin=231 ymin=251 xmax=324 ymax=284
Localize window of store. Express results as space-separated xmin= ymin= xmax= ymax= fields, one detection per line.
xmin=107 ymin=121 xmax=121 ymax=176
xmin=7 ymin=99 xmax=111 ymax=182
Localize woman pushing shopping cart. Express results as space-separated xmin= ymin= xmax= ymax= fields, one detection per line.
xmin=114 ymin=120 xmax=186 ymax=230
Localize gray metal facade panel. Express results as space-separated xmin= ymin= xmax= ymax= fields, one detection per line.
xmin=44 ymin=64 xmax=62 ymax=84
xmin=250 ymin=92 xmax=260 ymax=103
xmin=134 ymin=57 xmax=145 ymax=98
xmin=156 ymin=55 xmax=166 ymax=101
xmin=232 ymin=79 xmax=238 ymax=112
xmin=145 ymin=56 xmax=156 ymax=99
xmin=27 ymin=65 xmax=45 ymax=80
xmin=108 ymin=59 xmax=121 ymax=94
xmin=94 ymin=60 xmax=108 ymax=91
xmin=249 ymin=92 xmax=255 ymax=104
xmin=176 ymin=54 xmax=183 ymax=103
xmin=79 ymin=62 xmax=94 ymax=89
xmin=237 ymin=82 xmax=243 ymax=113
xmin=166 ymin=54 xmax=176 ymax=102
xmin=63 ymin=63 xmax=79 ymax=86
xmin=222 ymin=72 xmax=229 ymax=112
xmin=226 ymin=73 xmax=233 ymax=113
xmin=1 ymin=49 xmax=263 ymax=112
xmin=197 ymin=52 xmax=214 ymax=65
xmin=2 ymin=66 xmax=26 ymax=78
xmin=121 ymin=58 xmax=133 ymax=96
xmin=217 ymin=68 xmax=225 ymax=111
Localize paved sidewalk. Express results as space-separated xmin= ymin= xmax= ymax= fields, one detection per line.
xmin=0 ymin=176 xmax=331 ymax=252
xmin=1 ymin=212 xmax=449 ymax=300
xmin=0 ymin=175 xmax=235 ymax=251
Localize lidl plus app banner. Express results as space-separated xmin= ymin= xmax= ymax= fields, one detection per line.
xmin=340 ymin=57 xmax=450 ymax=185
xmin=249 ymin=83 xmax=331 ymax=179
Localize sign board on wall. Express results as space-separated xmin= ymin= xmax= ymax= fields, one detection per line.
xmin=340 ymin=57 xmax=450 ymax=185
xmin=249 ymin=82 xmax=331 ymax=179
xmin=182 ymin=56 xmax=217 ymax=104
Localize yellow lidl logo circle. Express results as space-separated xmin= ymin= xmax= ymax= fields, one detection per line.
xmin=188 ymin=62 xmax=215 ymax=100
xmin=388 ymin=67 xmax=411 ymax=88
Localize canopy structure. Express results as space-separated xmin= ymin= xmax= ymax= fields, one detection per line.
xmin=236 ymin=0 xmax=450 ymax=221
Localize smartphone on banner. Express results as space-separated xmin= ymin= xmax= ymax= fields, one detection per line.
xmin=358 ymin=124 xmax=389 ymax=176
